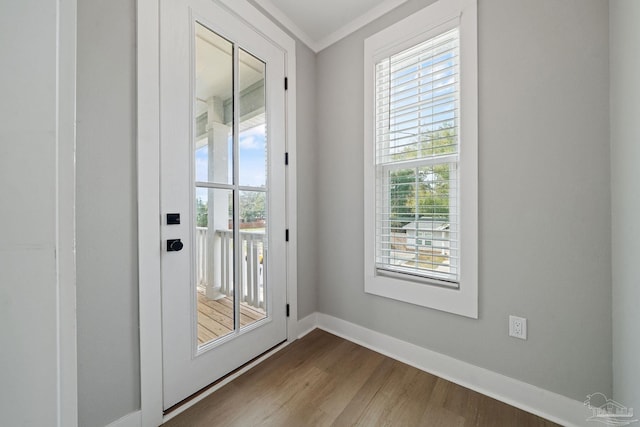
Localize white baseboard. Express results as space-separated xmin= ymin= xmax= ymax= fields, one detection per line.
xmin=296 ymin=312 xmax=318 ymax=339
xmin=298 ymin=312 xmax=589 ymax=427
xmin=128 ymin=314 xmax=589 ymax=427
xmin=106 ymin=410 xmax=141 ymax=427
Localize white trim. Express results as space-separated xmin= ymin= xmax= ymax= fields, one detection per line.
xmin=306 ymin=313 xmax=589 ymax=427
xmin=296 ymin=313 xmax=317 ymax=339
xmin=137 ymin=0 xmax=297 ymax=423
xmin=363 ymin=0 xmax=478 ymax=318
xmin=57 ymin=0 xmax=78 ymax=425
xmin=162 ymin=341 xmax=290 ymax=423
xmin=255 ymin=0 xmax=409 ymax=53
xmin=137 ymin=0 xmax=165 ymax=425
xmin=285 ymin=62 xmax=299 ymax=347
xmin=106 ymin=411 xmax=142 ymax=427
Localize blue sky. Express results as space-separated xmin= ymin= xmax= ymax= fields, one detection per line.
xmin=195 ymin=123 xmax=267 ymax=188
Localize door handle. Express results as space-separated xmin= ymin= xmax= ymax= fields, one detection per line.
xmin=167 ymin=239 xmax=184 ymax=252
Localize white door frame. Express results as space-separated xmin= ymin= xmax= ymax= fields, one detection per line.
xmin=136 ymin=1 xmax=297 ymax=424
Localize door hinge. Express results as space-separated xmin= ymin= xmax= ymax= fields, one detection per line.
xmin=285 ymin=229 xmax=289 ymax=242
xmin=286 ymin=304 xmax=290 ymax=317
xmin=285 ymin=152 xmax=289 ymax=165
xmin=284 ymin=77 xmax=288 ymax=90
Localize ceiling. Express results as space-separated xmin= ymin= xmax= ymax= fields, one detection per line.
xmin=195 ymin=22 xmax=264 ymax=118
xmin=253 ymin=0 xmax=408 ymax=52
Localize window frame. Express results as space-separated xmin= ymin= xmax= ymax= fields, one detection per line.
xmin=363 ymin=0 xmax=478 ymax=318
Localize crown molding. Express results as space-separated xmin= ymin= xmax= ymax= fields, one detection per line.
xmin=255 ymin=0 xmax=408 ymax=53
xmin=254 ymin=0 xmax=320 ymax=51
xmin=315 ymin=0 xmax=408 ymax=51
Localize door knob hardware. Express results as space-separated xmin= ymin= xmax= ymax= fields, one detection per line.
xmin=167 ymin=239 xmax=184 ymax=252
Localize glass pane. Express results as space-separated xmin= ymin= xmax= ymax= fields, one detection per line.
xmin=376 ymin=163 xmax=458 ymax=283
xmin=239 ymin=190 xmax=267 ymax=328
xmin=238 ymin=49 xmax=267 ymax=188
xmin=195 ymin=22 xmax=233 ymax=185
xmin=193 ymin=31 xmax=270 ymax=346
xmin=375 ymin=28 xmax=459 ymax=165
xmin=195 ymin=187 xmax=235 ymax=346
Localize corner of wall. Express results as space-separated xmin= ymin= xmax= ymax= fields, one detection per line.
xmin=610 ymin=0 xmax=640 ymax=414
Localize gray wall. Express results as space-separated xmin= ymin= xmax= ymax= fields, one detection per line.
xmin=76 ymin=1 xmax=140 ymax=426
xmin=294 ymin=42 xmax=319 ymax=319
xmin=0 ymin=1 xmax=63 ymax=425
xmin=610 ymin=0 xmax=640 ymax=413
xmin=315 ymin=0 xmax=612 ymax=401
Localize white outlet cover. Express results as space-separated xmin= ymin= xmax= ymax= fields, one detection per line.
xmin=509 ymin=315 xmax=527 ymax=340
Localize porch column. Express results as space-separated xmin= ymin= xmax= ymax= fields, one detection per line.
xmin=206 ymin=96 xmax=230 ymax=300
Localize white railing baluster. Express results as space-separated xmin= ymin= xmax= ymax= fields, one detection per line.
xmin=258 ymin=250 xmax=264 ymax=309
xmin=198 ymin=228 xmax=265 ymax=311
xmin=251 ymin=236 xmax=259 ymax=307
xmin=195 ymin=227 xmax=207 ymax=290
xmin=244 ymin=237 xmax=251 ymax=305
xmin=201 ymin=229 xmax=207 ymax=286
xmin=221 ymin=231 xmax=230 ymax=295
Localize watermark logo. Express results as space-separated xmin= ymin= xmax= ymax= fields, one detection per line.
xmin=584 ymin=393 xmax=638 ymax=426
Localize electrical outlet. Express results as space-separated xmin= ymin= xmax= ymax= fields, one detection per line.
xmin=509 ymin=315 xmax=527 ymax=340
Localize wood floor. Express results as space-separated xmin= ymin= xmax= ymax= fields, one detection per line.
xmin=197 ymin=293 xmax=266 ymax=344
xmin=163 ymin=329 xmax=558 ymax=427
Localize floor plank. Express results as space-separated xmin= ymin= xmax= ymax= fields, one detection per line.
xmin=197 ymin=293 xmax=266 ymax=343
xmin=162 ymin=329 xmax=559 ymax=427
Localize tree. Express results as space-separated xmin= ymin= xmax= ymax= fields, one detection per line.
xmin=239 ymin=192 xmax=265 ymax=223
xmin=196 ymin=197 xmax=208 ymax=227
xmin=389 ymin=168 xmax=416 ymax=230
xmin=196 ymin=191 xmax=266 ymax=227
xmin=388 ymin=124 xmax=455 ymax=231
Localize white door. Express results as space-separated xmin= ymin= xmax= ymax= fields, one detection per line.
xmin=160 ymin=0 xmax=287 ymax=410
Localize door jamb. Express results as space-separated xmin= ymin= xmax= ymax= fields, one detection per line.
xmin=136 ymin=1 xmax=297 ymax=425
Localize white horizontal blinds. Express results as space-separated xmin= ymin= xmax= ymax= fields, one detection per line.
xmin=375 ymin=27 xmax=460 ymax=285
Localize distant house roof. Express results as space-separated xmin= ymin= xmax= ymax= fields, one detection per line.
xmin=402 ymin=219 xmax=450 ymax=231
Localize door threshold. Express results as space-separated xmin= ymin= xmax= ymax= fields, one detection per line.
xmin=162 ymin=339 xmax=289 ymax=422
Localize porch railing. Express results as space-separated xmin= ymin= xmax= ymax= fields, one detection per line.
xmin=195 ymin=227 xmax=265 ymax=310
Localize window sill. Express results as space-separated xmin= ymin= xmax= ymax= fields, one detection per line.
xmin=364 ymin=271 xmax=477 ymax=318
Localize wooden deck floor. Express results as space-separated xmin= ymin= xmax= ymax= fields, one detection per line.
xmin=197 ymin=293 xmax=266 ymax=344
xmin=163 ymin=329 xmax=559 ymax=427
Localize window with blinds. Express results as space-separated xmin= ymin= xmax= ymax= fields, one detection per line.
xmin=374 ymin=27 xmax=459 ymax=286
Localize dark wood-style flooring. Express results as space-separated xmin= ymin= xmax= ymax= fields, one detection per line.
xmin=163 ymin=329 xmax=558 ymax=427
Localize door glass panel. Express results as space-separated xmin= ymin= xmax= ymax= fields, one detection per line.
xmin=195 ymin=22 xmax=233 ymax=185
xmin=238 ymin=49 xmax=267 ymax=188
xmin=239 ymin=190 xmax=267 ymax=329
xmin=195 ymin=187 xmax=235 ymax=345
xmin=194 ymin=25 xmax=269 ymax=349
xmin=194 ymin=22 xmax=236 ymax=348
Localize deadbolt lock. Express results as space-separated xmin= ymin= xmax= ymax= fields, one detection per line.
xmin=167 ymin=239 xmax=184 ymax=252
